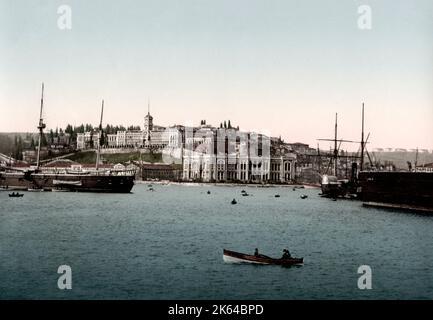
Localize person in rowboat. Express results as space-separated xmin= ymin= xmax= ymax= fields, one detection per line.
xmin=282 ymin=249 xmax=292 ymax=259
xmin=253 ymin=248 xmax=272 ymax=259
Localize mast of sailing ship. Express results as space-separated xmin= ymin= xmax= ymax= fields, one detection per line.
xmin=96 ymin=100 xmax=104 ymax=171
xmin=334 ymin=113 xmax=338 ymax=177
xmin=36 ymin=83 xmax=46 ymax=170
xmin=360 ymin=103 xmax=365 ymax=171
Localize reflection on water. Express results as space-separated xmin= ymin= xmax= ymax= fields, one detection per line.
xmin=0 ymin=184 xmax=432 ymax=299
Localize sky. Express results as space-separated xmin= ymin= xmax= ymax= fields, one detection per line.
xmin=0 ymin=0 xmax=432 ymax=151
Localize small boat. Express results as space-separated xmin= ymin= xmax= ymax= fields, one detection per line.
xmin=241 ymin=190 xmax=246 ymax=193
xmin=9 ymin=192 xmax=24 ymax=198
xmin=275 ymin=194 xmax=280 ymax=198
xmin=242 ymin=192 xmax=249 ymax=196
xmin=231 ymin=198 xmax=237 ymax=205
xmin=223 ymin=249 xmax=303 ymax=266
xmin=300 ymin=194 xmax=308 ymax=199
xmin=207 ymin=190 xmax=211 ymax=194
xmin=148 ymin=187 xmax=154 ymax=191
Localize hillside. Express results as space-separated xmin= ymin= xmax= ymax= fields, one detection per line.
xmin=65 ymin=150 xmax=162 ymax=164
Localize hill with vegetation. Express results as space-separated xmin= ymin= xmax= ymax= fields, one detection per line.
xmin=66 ymin=150 xmax=162 ymax=164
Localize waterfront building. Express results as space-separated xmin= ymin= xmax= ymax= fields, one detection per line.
xmin=182 ymin=127 xmax=296 ymax=184
xmin=140 ymin=163 xmax=182 ymax=181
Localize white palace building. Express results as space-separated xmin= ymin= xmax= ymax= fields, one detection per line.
xmin=76 ymin=111 xmax=297 ymax=184
xmin=181 ymin=125 xmax=296 ymax=183
xmin=77 ymin=109 xmax=170 ymax=150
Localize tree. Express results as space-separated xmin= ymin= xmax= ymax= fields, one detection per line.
xmin=13 ymin=135 xmax=23 ymax=160
xmin=65 ymin=124 xmax=74 ymax=145
xmin=220 ymin=123 xmax=223 ymax=128
xmin=100 ymin=130 xmax=105 ymax=147
xmin=49 ymin=129 xmax=54 ymax=144
xmin=41 ymin=133 xmax=48 ymax=147
xmin=0 ymin=135 xmax=14 ymax=155
xmin=228 ymin=120 xmax=232 ymax=129
xmin=30 ymin=137 xmax=36 ymax=150
xmin=77 ymin=124 xmax=85 ymax=133
xmin=89 ymin=131 xmax=94 ymax=149
xmin=65 ymin=124 xmax=73 ymax=135
xmin=224 ymin=121 xmax=227 ymax=129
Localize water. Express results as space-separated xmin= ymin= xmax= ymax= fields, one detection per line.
xmin=1 ymin=184 xmax=432 ymax=299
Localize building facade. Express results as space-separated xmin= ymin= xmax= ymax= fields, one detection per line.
xmin=182 ymin=128 xmax=296 ymax=183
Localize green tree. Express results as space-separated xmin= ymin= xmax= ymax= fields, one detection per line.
xmin=13 ymin=135 xmax=23 ymax=160
xmin=49 ymin=129 xmax=54 ymax=144
xmin=30 ymin=137 xmax=36 ymax=150
xmin=99 ymin=130 xmax=105 ymax=147
xmin=89 ymin=131 xmax=94 ymax=149
xmin=41 ymin=133 xmax=48 ymax=147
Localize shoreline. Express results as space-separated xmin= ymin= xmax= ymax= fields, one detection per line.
xmin=135 ymin=180 xmax=320 ymax=189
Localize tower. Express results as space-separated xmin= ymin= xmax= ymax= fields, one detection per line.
xmin=144 ymin=99 xmax=153 ymax=145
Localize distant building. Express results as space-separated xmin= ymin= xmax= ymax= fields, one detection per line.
xmin=77 ymin=132 xmax=101 ymax=149
xmin=416 ymin=162 xmax=433 ymax=173
xmin=140 ymin=163 xmax=182 ymax=181
xmin=77 ymin=107 xmax=168 ymax=150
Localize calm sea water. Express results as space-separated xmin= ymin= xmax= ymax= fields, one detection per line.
xmin=1 ymin=183 xmax=432 ymax=299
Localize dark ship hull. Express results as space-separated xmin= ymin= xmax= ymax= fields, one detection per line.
xmin=320 ymin=175 xmax=353 ymax=198
xmin=358 ymin=171 xmax=433 ymax=210
xmin=0 ymin=170 xmax=135 ymax=193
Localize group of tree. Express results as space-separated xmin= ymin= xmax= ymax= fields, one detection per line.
xmin=219 ymin=120 xmax=239 ymax=130
xmin=0 ymin=134 xmax=15 ymax=157
xmin=55 ymin=123 xmax=140 ymax=146
xmin=13 ymin=136 xmax=24 ymax=160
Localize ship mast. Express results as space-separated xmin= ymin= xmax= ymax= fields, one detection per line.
xmin=36 ymin=83 xmax=46 ymax=170
xmin=96 ymin=99 xmax=104 ymax=171
xmin=334 ymin=113 xmax=338 ymax=176
xmin=360 ymin=103 xmax=365 ymax=171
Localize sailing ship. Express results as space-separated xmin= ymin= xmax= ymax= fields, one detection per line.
xmin=319 ymin=108 xmax=363 ymax=198
xmin=319 ymin=104 xmax=433 ymax=212
xmin=0 ymin=84 xmax=135 ymax=193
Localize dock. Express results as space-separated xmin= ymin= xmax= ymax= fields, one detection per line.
xmin=363 ymin=202 xmax=433 ymax=214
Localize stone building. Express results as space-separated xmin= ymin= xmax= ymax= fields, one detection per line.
xmin=182 ymin=127 xmax=296 ymax=184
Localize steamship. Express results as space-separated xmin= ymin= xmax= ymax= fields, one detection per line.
xmin=319 ymin=104 xmax=433 ymax=212
xmin=0 ymin=84 xmax=135 ymax=193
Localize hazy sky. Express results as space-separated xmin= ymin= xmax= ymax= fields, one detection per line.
xmin=1 ymin=0 xmax=432 ymax=151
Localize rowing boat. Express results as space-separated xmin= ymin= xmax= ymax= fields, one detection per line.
xmin=223 ymin=249 xmax=303 ymax=266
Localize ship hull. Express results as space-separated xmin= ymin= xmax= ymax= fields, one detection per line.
xmin=0 ymin=171 xmax=135 ymax=193
xmin=358 ymin=171 xmax=433 ymax=209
